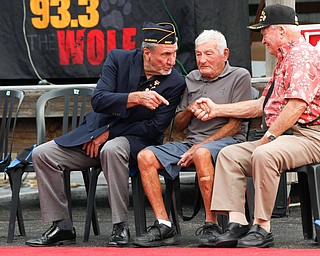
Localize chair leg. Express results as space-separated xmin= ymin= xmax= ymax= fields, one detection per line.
xmin=7 ymin=167 xmax=26 ymax=243
xmin=245 ymin=177 xmax=255 ymax=220
xmin=306 ymin=164 xmax=320 ymax=241
xmin=82 ymin=169 xmax=100 ymax=236
xmin=164 ymin=177 xmax=181 ymax=234
xmin=170 ymin=187 xmax=181 ymax=234
xmin=164 ymin=178 xmax=174 ymax=214
xmin=297 ymin=171 xmax=313 ymax=239
xmin=63 ymin=171 xmax=73 ymax=220
xmin=83 ymin=168 xmax=101 ymax=242
xmin=16 ymin=199 xmax=25 ymax=237
xmin=245 ymin=193 xmax=253 ymax=225
xmin=217 ymin=214 xmax=228 ymax=233
xmin=131 ymin=173 xmax=147 ymax=237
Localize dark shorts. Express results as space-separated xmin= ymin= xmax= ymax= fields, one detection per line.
xmin=147 ymin=137 xmax=238 ymax=180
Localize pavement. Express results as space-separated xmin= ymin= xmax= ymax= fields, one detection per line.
xmin=0 ymin=171 xmax=319 ymax=249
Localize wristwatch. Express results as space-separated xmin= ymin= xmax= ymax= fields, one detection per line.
xmin=266 ymin=131 xmax=276 ymax=141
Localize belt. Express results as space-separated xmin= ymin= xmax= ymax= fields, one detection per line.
xmin=264 ymin=127 xmax=293 ymax=135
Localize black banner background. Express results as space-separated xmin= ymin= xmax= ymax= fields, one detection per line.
xmin=0 ymin=0 xmax=251 ymax=84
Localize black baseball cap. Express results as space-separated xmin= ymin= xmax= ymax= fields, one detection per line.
xmin=247 ymin=4 xmax=299 ymax=31
xmin=142 ymin=21 xmax=176 ymax=44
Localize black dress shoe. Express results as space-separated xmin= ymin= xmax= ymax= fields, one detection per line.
xmin=25 ymin=225 xmax=76 ymax=247
xmin=108 ymin=222 xmax=130 ymax=246
xmin=237 ymin=224 xmax=274 ymax=248
xmin=195 ymin=222 xmax=223 ymax=247
xmin=133 ymin=220 xmax=179 ymax=247
xmin=214 ymin=222 xmax=250 ymax=248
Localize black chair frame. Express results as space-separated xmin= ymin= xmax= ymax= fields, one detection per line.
xmin=6 ymin=87 xmax=100 ymax=243
xmin=0 ymin=89 xmax=25 ymax=172
xmin=83 ymin=167 xmax=147 ymax=241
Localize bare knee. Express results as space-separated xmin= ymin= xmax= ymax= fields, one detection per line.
xmin=193 ymin=148 xmax=212 ymax=162
xmin=193 ymin=147 xmax=214 ymax=179
xmin=138 ymin=148 xmax=154 ymax=163
xmin=193 ymin=147 xmax=212 ymax=164
xmin=137 ymin=149 xmax=160 ymax=172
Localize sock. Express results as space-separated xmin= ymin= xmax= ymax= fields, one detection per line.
xmin=158 ymin=219 xmax=172 ymax=227
xmin=254 ymin=220 xmax=271 ymax=232
xmin=229 ymin=212 xmax=248 ymax=225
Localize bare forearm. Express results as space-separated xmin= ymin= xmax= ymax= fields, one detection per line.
xmin=216 ymin=98 xmax=263 ymax=119
xmin=174 ymin=108 xmax=193 ymax=132
xmin=267 ymin=99 xmax=307 ymax=137
xmin=192 ymin=97 xmax=264 ymax=121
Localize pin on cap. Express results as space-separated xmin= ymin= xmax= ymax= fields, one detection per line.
xmin=247 ymin=4 xmax=299 ymax=31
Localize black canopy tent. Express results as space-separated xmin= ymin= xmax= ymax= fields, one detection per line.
xmin=0 ymin=0 xmax=251 ymax=84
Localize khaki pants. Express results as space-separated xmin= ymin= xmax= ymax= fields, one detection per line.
xmin=211 ymin=125 xmax=320 ymax=220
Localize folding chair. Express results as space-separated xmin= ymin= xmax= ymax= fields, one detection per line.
xmin=286 ymin=165 xmax=320 ymax=242
xmin=0 ymin=89 xmax=25 ymax=240
xmin=5 ymin=87 xmax=100 ymax=243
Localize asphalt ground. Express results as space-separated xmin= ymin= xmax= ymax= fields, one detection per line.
xmin=0 ymin=172 xmax=319 ymax=249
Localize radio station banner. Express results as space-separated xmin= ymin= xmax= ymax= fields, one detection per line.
xmin=0 ymin=0 xmax=250 ymax=82
xmin=300 ymin=24 xmax=320 ymax=49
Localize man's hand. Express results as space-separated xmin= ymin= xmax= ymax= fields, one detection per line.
xmin=191 ymin=98 xmax=218 ymax=121
xmin=177 ymin=145 xmax=198 ymax=167
xmin=82 ymin=130 xmax=110 ymax=158
xmin=186 ymin=101 xmax=200 ymax=113
xmin=258 ymin=135 xmax=270 ymax=146
xmin=128 ymin=91 xmax=169 ymax=110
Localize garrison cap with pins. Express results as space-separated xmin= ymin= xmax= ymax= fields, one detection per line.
xmin=247 ymin=4 xmax=299 ymax=31
xmin=142 ymin=21 xmax=177 ymax=44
